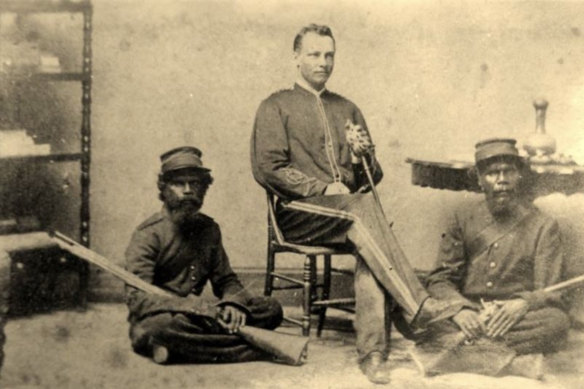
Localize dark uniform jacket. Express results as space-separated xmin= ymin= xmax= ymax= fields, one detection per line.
xmin=251 ymin=83 xmax=382 ymax=200
xmin=426 ymin=199 xmax=565 ymax=312
xmin=125 ymin=208 xmax=250 ymax=323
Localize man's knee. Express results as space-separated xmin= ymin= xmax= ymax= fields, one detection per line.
xmin=248 ymin=296 xmax=283 ymax=329
xmin=130 ymin=313 xmax=175 ymax=354
xmin=527 ymin=307 xmax=571 ymax=333
xmin=504 ymin=307 xmax=571 ymax=354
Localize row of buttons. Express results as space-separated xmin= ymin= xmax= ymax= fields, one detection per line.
xmin=326 ymin=141 xmax=341 ymax=180
xmin=316 ymin=97 xmax=342 ymax=181
xmin=190 ymin=265 xmax=196 ymax=282
xmin=486 ymin=242 xmax=500 ymax=287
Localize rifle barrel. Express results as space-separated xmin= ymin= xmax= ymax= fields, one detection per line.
xmin=50 ymin=231 xmax=308 ymax=365
xmin=544 ymin=274 xmax=584 ymax=293
xmin=51 ymin=231 xmax=174 ymax=298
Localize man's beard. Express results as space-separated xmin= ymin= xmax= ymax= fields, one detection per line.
xmin=164 ymin=189 xmax=203 ymax=228
xmin=486 ymin=190 xmax=518 ymax=217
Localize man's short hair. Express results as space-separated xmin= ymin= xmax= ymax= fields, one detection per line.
xmin=293 ymin=24 xmax=335 ymax=52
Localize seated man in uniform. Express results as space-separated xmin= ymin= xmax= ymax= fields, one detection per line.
xmin=425 ymin=138 xmax=571 ymax=358
xmin=251 ymin=23 xmax=461 ymax=384
xmin=125 ymin=146 xmax=283 ymax=364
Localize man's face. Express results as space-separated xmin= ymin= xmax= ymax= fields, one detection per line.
xmin=478 ymin=160 xmax=521 ymax=215
xmin=163 ymin=169 xmax=209 ymax=225
xmin=295 ymin=32 xmax=335 ymax=90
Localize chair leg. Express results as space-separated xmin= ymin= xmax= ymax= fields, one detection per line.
xmin=264 ymin=244 xmax=276 ymax=297
xmin=309 ymin=255 xmax=318 ymax=309
xmin=317 ymin=254 xmax=332 ymax=337
xmin=302 ymin=255 xmax=315 ymax=336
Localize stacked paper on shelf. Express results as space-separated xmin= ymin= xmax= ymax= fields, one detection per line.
xmin=0 ymin=42 xmax=62 ymax=74
xmin=39 ymin=55 xmax=62 ymax=73
xmin=0 ymin=130 xmax=51 ymax=157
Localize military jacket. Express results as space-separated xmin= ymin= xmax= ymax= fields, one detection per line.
xmin=125 ymin=208 xmax=250 ymax=322
xmin=251 ymin=83 xmax=382 ymax=200
xmin=426 ymin=199 xmax=565 ymax=311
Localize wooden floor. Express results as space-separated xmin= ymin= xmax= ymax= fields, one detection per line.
xmin=1 ymin=303 xmax=583 ymax=389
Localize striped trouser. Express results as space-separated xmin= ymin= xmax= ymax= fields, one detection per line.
xmin=276 ymin=192 xmax=429 ymax=358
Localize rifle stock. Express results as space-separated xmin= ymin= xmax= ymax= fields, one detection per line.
xmin=50 ymin=231 xmax=308 ymax=366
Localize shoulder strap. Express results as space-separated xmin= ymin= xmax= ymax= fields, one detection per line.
xmin=466 ymin=206 xmax=531 ymax=260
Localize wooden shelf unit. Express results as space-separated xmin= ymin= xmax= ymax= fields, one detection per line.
xmin=0 ymin=0 xmax=93 ymax=309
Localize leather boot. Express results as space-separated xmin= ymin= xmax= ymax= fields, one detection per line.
xmin=411 ymin=298 xmax=464 ymax=329
xmin=359 ymin=351 xmax=391 ymax=385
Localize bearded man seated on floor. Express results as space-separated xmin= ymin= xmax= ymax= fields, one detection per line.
xmin=124 ymin=146 xmax=283 ymax=364
xmin=421 ymin=138 xmax=571 ymax=373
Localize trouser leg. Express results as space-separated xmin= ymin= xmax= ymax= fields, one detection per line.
xmin=502 ymin=307 xmax=570 ymax=355
xmin=280 ymin=193 xmax=429 ymax=319
xmin=354 ymin=256 xmax=392 ymax=360
xmin=131 ymin=313 xmax=265 ymax=363
xmin=0 ymin=251 xmax=10 ymax=371
xmin=130 ymin=296 xmax=282 ymax=363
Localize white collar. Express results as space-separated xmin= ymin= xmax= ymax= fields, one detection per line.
xmin=296 ymin=76 xmax=326 ymax=96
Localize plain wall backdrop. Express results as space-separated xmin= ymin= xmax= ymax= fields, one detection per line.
xmin=4 ymin=0 xmax=584 ymax=305
xmin=89 ymin=0 xmax=584 ymax=298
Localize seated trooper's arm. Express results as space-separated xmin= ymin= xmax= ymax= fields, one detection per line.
xmin=512 ymin=218 xmax=566 ymax=310
xmin=252 ymin=98 xmax=330 ymax=199
xmin=486 ymin=218 xmax=566 ymax=338
xmin=427 ymin=218 xmax=483 ymax=338
xmin=125 ymin=229 xmax=219 ymax=321
xmin=208 ymin=225 xmax=252 ymax=333
xmin=425 ymin=214 xmax=479 ymax=312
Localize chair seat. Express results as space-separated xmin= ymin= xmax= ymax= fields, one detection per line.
xmin=264 ymin=192 xmax=355 ymax=337
xmin=272 ymin=241 xmax=347 ymax=256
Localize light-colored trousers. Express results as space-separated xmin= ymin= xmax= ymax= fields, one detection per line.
xmin=277 ymin=192 xmax=429 ymax=359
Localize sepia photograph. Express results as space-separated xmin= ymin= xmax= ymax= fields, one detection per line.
xmin=0 ymin=0 xmax=583 ymax=387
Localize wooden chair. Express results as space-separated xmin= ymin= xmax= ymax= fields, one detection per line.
xmin=264 ymin=193 xmax=355 ymax=336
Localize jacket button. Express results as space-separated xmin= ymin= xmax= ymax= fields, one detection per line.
xmin=489 ymin=262 xmax=496 ymax=268
xmin=486 ymin=281 xmax=493 ymax=288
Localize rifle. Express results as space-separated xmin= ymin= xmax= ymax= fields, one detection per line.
xmin=50 ymin=231 xmax=308 ymax=366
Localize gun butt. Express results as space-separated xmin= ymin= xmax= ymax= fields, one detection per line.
xmin=238 ymin=326 xmax=308 ymax=366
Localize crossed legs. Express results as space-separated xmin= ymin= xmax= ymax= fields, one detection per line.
xmin=276 ymin=192 xmax=430 ymax=357
xmin=129 ymin=296 xmax=283 ymax=363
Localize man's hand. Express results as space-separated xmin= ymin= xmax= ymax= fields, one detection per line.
xmin=217 ymin=305 xmax=247 ymax=334
xmin=452 ymin=309 xmax=485 ymax=339
xmin=485 ymin=299 xmax=529 ymax=338
xmin=345 ymin=120 xmax=374 ymax=159
xmin=324 ymin=182 xmax=351 ymax=195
